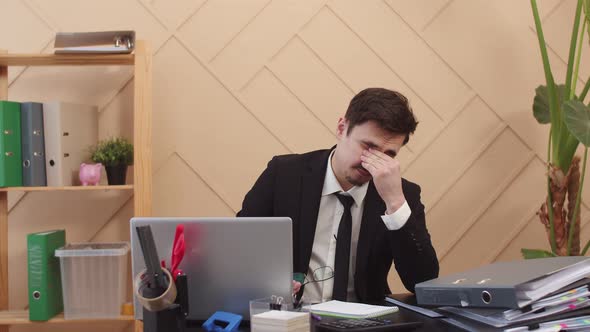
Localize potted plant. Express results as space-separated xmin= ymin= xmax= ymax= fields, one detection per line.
xmin=525 ymin=0 xmax=590 ymax=258
xmin=90 ymin=137 xmax=133 ymax=185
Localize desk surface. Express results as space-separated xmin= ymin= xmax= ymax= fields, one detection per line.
xmin=185 ymin=306 xmax=471 ymax=331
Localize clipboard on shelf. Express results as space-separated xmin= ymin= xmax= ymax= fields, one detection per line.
xmin=54 ymin=30 xmax=135 ymax=54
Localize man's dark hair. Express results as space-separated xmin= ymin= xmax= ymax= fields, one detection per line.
xmin=344 ymin=87 xmax=418 ymax=145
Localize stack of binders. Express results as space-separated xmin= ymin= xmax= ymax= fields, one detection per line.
xmin=0 ymin=100 xmax=98 ymax=187
xmin=411 ymin=256 xmax=590 ymax=330
xmin=251 ymin=310 xmax=310 ymax=332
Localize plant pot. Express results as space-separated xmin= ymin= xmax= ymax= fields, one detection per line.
xmin=105 ymin=164 xmax=128 ymax=185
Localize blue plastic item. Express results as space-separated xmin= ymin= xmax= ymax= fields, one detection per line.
xmin=201 ymin=311 xmax=243 ymax=332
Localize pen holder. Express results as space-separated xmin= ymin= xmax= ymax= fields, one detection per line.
xmin=249 ymin=297 xmax=310 ymax=322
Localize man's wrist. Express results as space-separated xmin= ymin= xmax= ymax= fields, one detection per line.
xmin=386 ymin=196 xmax=406 ymax=214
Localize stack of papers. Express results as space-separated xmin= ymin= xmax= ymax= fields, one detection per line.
xmin=251 ymin=310 xmax=310 ymax=332
xmin=309 ymin=300 xmax=398 ymax=318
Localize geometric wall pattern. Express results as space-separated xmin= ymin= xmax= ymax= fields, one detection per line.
xmin=2 ymin=1 xmax=589 ymax=330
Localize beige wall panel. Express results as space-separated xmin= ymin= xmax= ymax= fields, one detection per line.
xmin=7 ymin=192 xmax=24 ymax=212
xmin=178 ymin=0 xmax=269 ymax=61
xmin=299 ymin=7 xmax=443 ymax=154
xmin=92 ymin=201 xmax=133 ymax=243
xmin=141 ymin=0 xmax=207 ymax=30
xmin=396 ymin=147 xmax=415 ymax=171
xmin=99 ymin=79 xmax=134 ymax=141
xmin=153 ymin=153 xmax=235 ymax=217
xmin=210 ymin=0 xmax=325 ymax=90
xmin=8 ymin=190 xmax=131 ymax=309
xmin=384 ymin=0 xmax=450 ymax=31
xmin=579 ymin=218 xmax=590 ymax=254
xmin=540 ymin=1 xmax=590 ymax=80
xmin=403 ymin=97 xmax=504 ymax=209
xmin=29 ymin=0 xmax=169 ymax=49
xmin=421 ymin=0 xmax=567 ymax=161
xmin=267 ymin=37 xmax=354 ymax=130
xmin=496 ymin=214 xmax=552 ymax=262
xmin=240 ymin=68 xmax=336 ymax=153
xmin=427 ymin=129 xmax=533 ymax=261
xmin=153 ymin=38 xmax=289 ymax=211
xmin=441 ymin=159 xmax=548 ymax=276
xmin=328 ymin=0 xmax=473 ymax=121
xmin=8 ymin=65 xmax=132 ymax=109
xmin=491 ymin=0 xmax=564 ymax=31
xmin=0 ymin=0 xmax=53 ymax=83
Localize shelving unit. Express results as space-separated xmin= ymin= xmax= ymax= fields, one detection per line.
xmin=0 ymin=42 xmax=152 ymax=332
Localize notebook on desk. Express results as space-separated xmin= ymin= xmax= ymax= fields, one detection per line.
xmin=130 ymin=217 xmax=293 ymax=321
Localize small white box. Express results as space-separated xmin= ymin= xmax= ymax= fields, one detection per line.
xmin=55 ymin=242 xmax=129 ymax=319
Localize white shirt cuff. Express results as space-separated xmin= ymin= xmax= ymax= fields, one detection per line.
xmin=381 ymin=200 xmax=411 ymax=230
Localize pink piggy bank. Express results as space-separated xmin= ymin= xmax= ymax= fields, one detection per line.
xmin=79 ymin=163 xmax=102 ymax=186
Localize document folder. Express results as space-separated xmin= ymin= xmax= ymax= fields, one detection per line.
xmin=43 ymin=102 xmax=98 ymax=186
xmin=415 ymin=256 xmax=590 ymax=309
xmin=54 ymin=30 xmax=135 ymax=54
xmin=21 ymin=102 xmax=47 ymax=186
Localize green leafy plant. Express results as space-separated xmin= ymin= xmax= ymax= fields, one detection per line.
xmin=90 ymin=137 xmax=133 ymax=167
xmin=525 ymin=0 xmax=590 ymax=258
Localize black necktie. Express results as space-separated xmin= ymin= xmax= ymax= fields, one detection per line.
xmin=333 ymin=193 xmax=354 ymax=301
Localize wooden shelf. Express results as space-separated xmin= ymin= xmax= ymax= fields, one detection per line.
xmin=0 ymin=53 xmax=134 ymax=66
xmin=0 ymin=40 xmax=152 ymax=332
xmin=0 ymin=185 xmax=133 ymax=192
xmin=0 ymin=310 xmax=134 ymax=325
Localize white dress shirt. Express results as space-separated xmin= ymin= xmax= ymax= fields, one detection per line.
xmin=304 ymin=150 xmax=412 ymax=303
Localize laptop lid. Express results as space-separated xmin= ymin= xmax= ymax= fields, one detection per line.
xmin=130 ymin=217 xmax=293 ymax=320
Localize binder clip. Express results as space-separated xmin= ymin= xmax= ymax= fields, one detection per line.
xmin=202 ymin=311 xmax=242 ymax=332
xmin=270 ymin=295 xmax=284 ymax=310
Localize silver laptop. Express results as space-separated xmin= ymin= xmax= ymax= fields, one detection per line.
xmin=130 ymin=217 xmax=293 ymax=320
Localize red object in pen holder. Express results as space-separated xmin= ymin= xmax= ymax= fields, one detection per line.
xmin=161 ymin=224 xmax=186 ymax=282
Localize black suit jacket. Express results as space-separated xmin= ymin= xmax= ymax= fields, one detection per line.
xmin=237 ymin=148 xmax=439 ymax=303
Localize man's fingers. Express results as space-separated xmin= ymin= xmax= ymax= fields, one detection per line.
xmin=361 ymin=161 xmax=377 ymax=174
xmin=361 ymin=152 xmax=385 ymax=167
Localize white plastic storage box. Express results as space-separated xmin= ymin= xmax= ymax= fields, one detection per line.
xmin=55 ymin=242 xmax=130 ymax=319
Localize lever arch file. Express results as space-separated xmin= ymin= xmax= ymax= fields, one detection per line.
xmin=21 ymin=102 xmax=47 ymax=186
xmin=54 ymin=30 xmax=135 ymax=54
xmin=43 ymin=102 xmax=98 ymax=186
xmin=0 ymin=101 xmax=22 ymax=187
xmin=415 ymin=256 xmax=590 ymax=309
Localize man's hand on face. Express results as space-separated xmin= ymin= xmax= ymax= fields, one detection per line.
xmin=360 ymin=148 xmax=406 ymax=214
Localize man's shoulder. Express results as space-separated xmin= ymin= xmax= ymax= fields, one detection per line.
xmin=271 ymin=148 xmax=331 ymax=168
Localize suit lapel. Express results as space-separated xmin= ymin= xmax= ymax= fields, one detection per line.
xmin=296 ymin=149 xmax=331 ymax=273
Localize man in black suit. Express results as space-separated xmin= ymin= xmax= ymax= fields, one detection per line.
xmin=238 ymin=88 xmax=438 ymax=304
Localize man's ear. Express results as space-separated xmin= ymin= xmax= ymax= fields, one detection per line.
xmin=336 ymin=118 xmax=348 ymax=138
